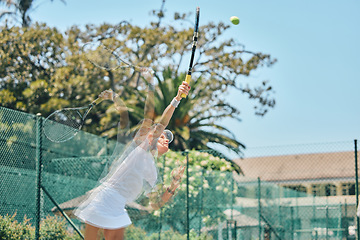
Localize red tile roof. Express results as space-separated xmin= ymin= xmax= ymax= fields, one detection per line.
xmin=233 ymin=151 xmax=357 ymax=182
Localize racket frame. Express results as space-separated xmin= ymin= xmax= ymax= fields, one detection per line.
xmin=43 ymin=98 xmax=103 ymax=142
xmin=82 ymin=42 xmax=140 ymax=71
xmin=181 ymin=7 xmax=200 ymax=98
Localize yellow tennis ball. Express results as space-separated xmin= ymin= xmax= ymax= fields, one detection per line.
xmin=230 ymin=16 xmax=240 ymax=25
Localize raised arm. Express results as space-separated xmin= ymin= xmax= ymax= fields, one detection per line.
xmin=141 ymin=68 xmax=155 ymax=121
xmin=136 ymin=70 xmax=190 ymax=140
xmin=98 ymin=89 xmax=129 ymax=130
xmin=157 ymin=81 xmax=191 ymax=128
xmin=146 ymin=81 xmax=190 ymax=142
xmin=132 ymin=68 xmax=156 ymax=144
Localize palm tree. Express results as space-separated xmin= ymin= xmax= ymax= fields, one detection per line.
xmin=0 ymin=0 xmax=65 ymax=27
xmin=153 ymin=68 xmax=245 ymax=157
xmin=99 ymin=67 xmax=245 ymax=157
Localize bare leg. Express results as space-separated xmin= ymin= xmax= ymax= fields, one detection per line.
xmin=84 ymin=223 xmax=100 ymax=240
xmin=103 ymin=227 xmax=125 ymax=240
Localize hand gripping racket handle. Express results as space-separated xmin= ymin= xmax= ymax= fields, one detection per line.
xmin=181 ymin=7 xmax=199 ymax=99
xmin=181 ymin=75 xmax=191 ymax=98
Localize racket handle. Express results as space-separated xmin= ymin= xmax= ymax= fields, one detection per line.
xmin=181 ymin=74 xmax=191 ymax=98
xmin=91 ymin=98 xmax=104 ymax=106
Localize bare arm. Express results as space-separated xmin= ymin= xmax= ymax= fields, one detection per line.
xmin=148 ymin=165 xmax=185 ymax=210
xmin=137 ymin=70 xmax=190 ymax=141
xmin=98 ymin=89 xmax=129 ymax=130
xmin=146 ymin=81 xmax=190 ymax=141
xmin=142 ymin=68 xmax=155 ymax=120
xmin=157 ymin=81 xmax=191 ymax=130
xmin=133 ymin=68 xmax=156 ymax=144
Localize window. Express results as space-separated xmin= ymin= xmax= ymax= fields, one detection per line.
xmin=296 ymin=185 xmax=307 ymax=194
xmin=342 ymin=183 xmax=355 ymax=195
xmin=311 ymin=184 xmax=321 ymax=196
xmin=325 ymin=184 xmax=337 ymax=196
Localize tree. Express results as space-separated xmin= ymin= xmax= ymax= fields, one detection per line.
xmin=0 ymin=0 xmax=65 ymax=27
xmin=0 ymin=9 xmax=276 ymax=157
xmin=151 ymin=69 xmax=245 ymax=156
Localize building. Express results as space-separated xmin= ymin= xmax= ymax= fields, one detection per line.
xmin=233 ymin=151 xmax=356 ymax=198
xmin=231 ymin=151 xmax=358 ymax=239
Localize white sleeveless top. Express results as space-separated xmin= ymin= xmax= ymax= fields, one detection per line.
xmin=104 ymin=142 xmax=158 ymax=202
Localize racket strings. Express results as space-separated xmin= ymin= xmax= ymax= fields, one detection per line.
xmin=83 ymin=42 xmax=141 ymax=71
xmin=43 ymin=109 xmax=83 ymax=142
xmin=85 ymin=45 xmax=120 ymax=71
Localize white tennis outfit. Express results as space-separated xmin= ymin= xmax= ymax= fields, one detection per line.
xmin=75 ymin=141 xmax=157 ymax=229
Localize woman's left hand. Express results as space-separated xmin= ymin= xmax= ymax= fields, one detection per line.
xmin=170 ymin=165 xmax=186 ymax=190
xmin=140 ymin=67 xmax=154 ymax=84
xmin=176 ymin=81 xmax=191 ymax=99
xmin=98 ymin=89 xmax=115 ymax=100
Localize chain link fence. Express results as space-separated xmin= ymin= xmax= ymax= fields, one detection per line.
xmin=0 ymin=106 xmax=358 ymax=239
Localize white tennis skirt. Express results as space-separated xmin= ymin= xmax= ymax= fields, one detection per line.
xmin=74 ymin=184 xmax=132 ymax=229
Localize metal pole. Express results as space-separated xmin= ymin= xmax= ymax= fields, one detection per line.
xmin=234 ymin=221 xmax=237 ymax=240
xmin=338 ymin=204 xmax=342 ymax=239
xmin=158 ymin=155 xmax=166 ymax=240
xmin=41 ymin=186 xmax=84 ymax=239
xmin=35 ymin=114 xmax=43 ymax=240
xmin=290 ymin=206 xmax=294 ymax=240
xmin=354 ymin=139 xmax=359 ymax=240
xmin=345 ymin=198 xmax=348 ymax=239
xmin=231 ymin=177 xmax=236 ymax=240
xmin=325 ymin=206 xmax=329 ymax=240
xmin=258 ymin=177 xmax=262 ymax=240
xmin=198 ymin=168 xmax=204 ymax=235
xmin=186 ymin=151 xmax=190 ymax=240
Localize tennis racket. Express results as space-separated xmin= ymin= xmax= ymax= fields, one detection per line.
xmin=82 ymin=41 xmax=141 ymax=71
xmin=181 ymin=7 xmax=200 ymax=98
xmin=43 ymin=98 xmax=103 ymax=143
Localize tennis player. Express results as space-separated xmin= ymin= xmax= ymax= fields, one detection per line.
xmin=75 ymin=69 xmax=190 ymax=240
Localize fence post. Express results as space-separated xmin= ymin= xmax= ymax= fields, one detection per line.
xmin=290 ymin=206 xmax=294 ymax=240
xmin=41 ymin=186 xmax=84 ymax=239
xmin=258 ymin=177 xmax=261 ymax=240
xmin=35 ymin=113 xmax=43 ymax=240
xmin=158 ymin=155 xmax=166 ymax=240
xmin=231 ymin=175 xmax=236 ymax=239
xmin=354 ymin=139 xmax=359 ymax=240
xmin=198 ymin=167 xmax=204 ymax=235
xmin=185 ymin=151 xmax=190 ymax=240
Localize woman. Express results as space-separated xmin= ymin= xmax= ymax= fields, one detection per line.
xmin=75 ymin=69 xmax=190 ymax=240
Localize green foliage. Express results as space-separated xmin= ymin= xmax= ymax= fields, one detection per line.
xmin=39 ymin=216 xmax=75 ymax=240
xmin=0 ymin=214 xmax=33 ymax=240
xmin=164 ymin=150 xmax=236 ymax=172
xmin=0 ymin=214 xmax=82 ymax=240
xmin=0 ymin=214 xmax=210 ymax=240
xmin=124 ymin=225 xmax=147 ymax=240
xmin=147 ymin=229 xmax=212 ymax=240
xmin=188 ymin=230 xmax=214 ymax=240
xmin=133 ymin=151 xmax=238 ymax=234
xmin=0 ymin=8 xmax=277 ymax=156
xmin=124 ymin=225 xmax=212 ymax=240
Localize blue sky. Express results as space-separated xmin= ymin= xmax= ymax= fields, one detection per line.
xmin=15 ymin=0 xmax=360 ymax=157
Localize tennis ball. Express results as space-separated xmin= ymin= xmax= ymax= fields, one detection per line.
xmin=230 ymin=16 xmax=240 ymax=25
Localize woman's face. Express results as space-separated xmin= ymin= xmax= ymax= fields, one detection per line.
xmin=157 ymin=133 xmax=169 ymax=156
